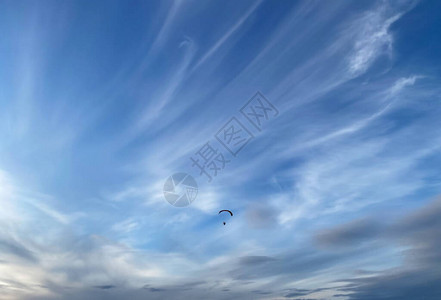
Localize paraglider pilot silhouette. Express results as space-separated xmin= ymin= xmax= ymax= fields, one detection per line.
xmin=218 ymin=210 xmax=233 ymax=225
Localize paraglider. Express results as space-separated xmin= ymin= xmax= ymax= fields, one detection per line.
xmin=218 ymin=210 xmax=233 ymax=225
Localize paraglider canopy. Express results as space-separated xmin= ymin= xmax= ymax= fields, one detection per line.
xmin=218 ymin=210 xmax=233 ymax=216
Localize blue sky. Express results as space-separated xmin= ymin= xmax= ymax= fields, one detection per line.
xmin=1 ymin=0 xmax=441 ymax=299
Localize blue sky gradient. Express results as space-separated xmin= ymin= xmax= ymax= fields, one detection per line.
xmin=1 ymin=0 xmax=441 ymax=299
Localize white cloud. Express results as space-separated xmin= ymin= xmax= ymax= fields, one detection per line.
xmin=347 ymin=7 xmax=400 ymax=75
